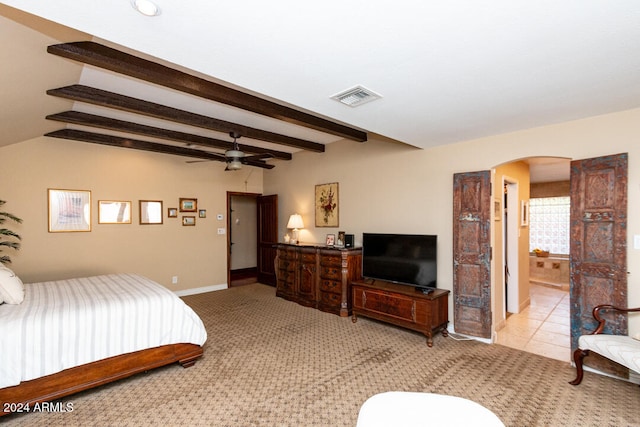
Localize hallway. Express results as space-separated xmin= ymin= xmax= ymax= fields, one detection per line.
xmin=496 ymin=283 xmax=571 ymax=363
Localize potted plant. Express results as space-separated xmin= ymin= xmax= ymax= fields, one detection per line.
xmin=0 ymin=200 xmax=22 ymax=265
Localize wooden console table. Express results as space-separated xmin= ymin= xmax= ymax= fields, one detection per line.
xmin=351 ymin=279 xmax=450 ymax=347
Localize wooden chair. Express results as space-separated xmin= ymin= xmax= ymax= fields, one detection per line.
xmin=569 ymin=304 xmax=640 ymax=385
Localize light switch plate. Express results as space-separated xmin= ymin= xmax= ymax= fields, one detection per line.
xmin=217 ymin=228 xmax=226 ymax=235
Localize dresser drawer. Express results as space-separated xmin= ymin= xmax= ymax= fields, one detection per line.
xmin=319 ymin=291 xmax=342 ymax=307
xmin=320 ymin=266 xmax=341 ymax=280
xmin=320 ymin=279 xmax=341 ymax=294
xmin=278 ymin=259 xmax=295 ymax=272
xmin=320 ymin=254 xmax=342 ymax=266
xmin=300 ymin=252 xmax=316 ymax=263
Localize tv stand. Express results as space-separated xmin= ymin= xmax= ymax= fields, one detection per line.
xmin=351 ymin=279 xmax=450 ymax=347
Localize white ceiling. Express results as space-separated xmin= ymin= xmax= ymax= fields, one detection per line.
xmin=1 ymin=1 xmax=639 ymax=156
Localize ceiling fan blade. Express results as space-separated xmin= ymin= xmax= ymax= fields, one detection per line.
xmin=243 ymin=153 xmax=274 ymax=162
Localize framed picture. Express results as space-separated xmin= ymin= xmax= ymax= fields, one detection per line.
xmin=179 ymin=198 xmax=197 ymax=212
xmin=98 ymin=200 xmax=132 ymax=224
xmin=315 ymin=182 xmax=339 ymax=227
xmin=326 ymin=234 xmax=335 ymax=246
xmin=182 ymin=216 xmax=196 ymax=226
xmin=337 ymin=231 xmax=346 ymax=247
xmin=48 ymin=189 xmax=92 ymax=232
xmin=199 ymin=209 xmax=207 ymax=218
xmin=168 ymin=207 xmax=178 ymax=218
xmin=521 ymin=200 xmax=529 ymax=227
xmin=139 ymin=200 xmax=163 ymax=224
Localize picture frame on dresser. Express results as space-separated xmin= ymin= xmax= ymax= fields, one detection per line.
xmin=326 ymin=234 xmax=335 ymax=246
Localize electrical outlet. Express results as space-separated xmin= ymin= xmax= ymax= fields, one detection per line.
xmin=217 ymin=228 xmax=226 ymax=235
xmin=172 ymin=276 xmax=178 ymax=284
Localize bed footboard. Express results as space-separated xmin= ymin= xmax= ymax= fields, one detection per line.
xmin=0 ymin=343 xmax=203 ymax=417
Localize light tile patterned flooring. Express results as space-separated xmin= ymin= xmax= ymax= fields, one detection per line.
xmin=496 ymin=283 xmax=571 ymax=363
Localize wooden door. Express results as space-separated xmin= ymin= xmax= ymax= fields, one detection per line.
xmin=257 ymin=194 xmax=278 ymax=286
xmin=453 ymin=171 xmax=492 ymax=338
xmin=570 ymin=153 xmax=628 ymax=377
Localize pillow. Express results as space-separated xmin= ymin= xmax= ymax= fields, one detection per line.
xmin=0 ymin=266 xmax=24 ymax=304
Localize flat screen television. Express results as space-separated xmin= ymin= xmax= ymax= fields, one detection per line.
xmin=362 ymin=233 xmax=437 ymax=290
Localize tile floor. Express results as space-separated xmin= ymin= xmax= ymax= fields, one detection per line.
xmin=496 ymin=283 xmax=571 ymax=363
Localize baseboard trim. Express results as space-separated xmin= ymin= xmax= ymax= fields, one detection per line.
xmin=174 ymin=283 xmax=228 ymax=297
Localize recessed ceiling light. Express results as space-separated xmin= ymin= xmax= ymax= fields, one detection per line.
xmin=131 ymin=0 xmax=160 ymax=17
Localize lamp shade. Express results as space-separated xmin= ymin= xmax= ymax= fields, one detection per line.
xmin=287 ymin=214 xmax=304 ymax=229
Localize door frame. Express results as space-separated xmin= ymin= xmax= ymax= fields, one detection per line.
xmin=503 ymin=177 xmax=520 ymax=314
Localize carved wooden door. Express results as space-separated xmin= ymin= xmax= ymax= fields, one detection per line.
xmin=570 ymin=153 xmax=628 ymax=377
xmin=257 ymin=194 xmax=278 ymax=286
xmin=453 ymin=171 xmax=492 ymax=338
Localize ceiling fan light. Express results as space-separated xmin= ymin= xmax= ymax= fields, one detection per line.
xmin=227 ymin=159 xmax=242 ymax=170
xmin=225 ymin=149 xmax=244 ymax=158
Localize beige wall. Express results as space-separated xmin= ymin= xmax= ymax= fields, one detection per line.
xmin=265 ymin=107 xmax=640 ymax=337
xmin=0 ymin=137 xmax=263 ymax=291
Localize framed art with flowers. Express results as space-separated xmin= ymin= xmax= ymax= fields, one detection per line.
xmin=315 ymin=182 xmax=339 ymax=227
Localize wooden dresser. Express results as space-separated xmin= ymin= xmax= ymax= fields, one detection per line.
xmin=275 ymin=244 xmax=362 ymax=316
xmin=351 ymin=279 xmax=450 ymax=346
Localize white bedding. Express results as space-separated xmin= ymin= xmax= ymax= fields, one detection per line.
xmin=0 ymin=273 xmax=207 ymax=389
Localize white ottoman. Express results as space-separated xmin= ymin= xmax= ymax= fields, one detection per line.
xmin=356 ymin=391 xmax=505 ymax=427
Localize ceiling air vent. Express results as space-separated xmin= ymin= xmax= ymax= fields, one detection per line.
xmin=331 ymin=85 xmax=382 ymax=107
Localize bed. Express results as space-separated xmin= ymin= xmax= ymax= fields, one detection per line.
xmin=0 ymin=271 xmax=207 ymax=416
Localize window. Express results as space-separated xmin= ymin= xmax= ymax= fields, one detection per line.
xmin=529 ymin=196 xmax=570 ymax=255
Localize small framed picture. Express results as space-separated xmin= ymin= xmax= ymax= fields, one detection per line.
xmin=179 ymin=198 xmax=197 ymax=212
xmin=199 ymin=209 xmax=207 ymax=218
xmin=326 ymin=234 xmax=335 ymax=246
xmin=337 ymin=231 xmax=346 ymax=247
xmin=98 ymin=200 xmax=132 ymax=224
xmin=139 ymin=200 xmax=163 ymax=225
xmin=48 ymin=188 xmax=92 ymax=232
xmin=168 ymin=208 xmax=178 ymax=218
xmin=182 ymin=216 xmax=196 ymax=226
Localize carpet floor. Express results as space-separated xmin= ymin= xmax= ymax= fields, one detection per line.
xmin=5 ymin=283 xmax=639 ymax=426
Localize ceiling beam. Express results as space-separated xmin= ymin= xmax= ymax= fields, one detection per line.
xmin=47 ymin=85 xmax=324 ymax=153
xmin=44 ymin=129 xmax=275 ymax=169
xmin=46 ymin=111 xmax=292 ymax=161
xmin=48 ymin=41 xmax=368 ymax=142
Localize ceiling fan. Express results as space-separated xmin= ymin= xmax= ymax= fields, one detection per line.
xmin=188 ymin=132 xmax=274 ymax=170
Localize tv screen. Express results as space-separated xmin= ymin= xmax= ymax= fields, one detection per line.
xmin=362 ymin=233 xmax=437 ymax=288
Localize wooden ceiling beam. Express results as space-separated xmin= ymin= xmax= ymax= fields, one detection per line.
xmin=47 ymin=85 xmax=324 ymax=153
xmin=46 ymin=111 xmax=292 ymax=161
xmin=45 ymin=129 xmax=275 ymax=169
xmin=48 ymin=41 xmax=367 ymax=142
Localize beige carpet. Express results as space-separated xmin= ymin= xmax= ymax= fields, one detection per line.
xmin=5 ymin=283 xmax=639 ymax=426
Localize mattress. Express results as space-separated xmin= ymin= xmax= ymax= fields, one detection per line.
xmin=0 ymin=273 xmax=207 ymax=388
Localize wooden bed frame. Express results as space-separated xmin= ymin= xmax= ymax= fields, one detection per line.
xmin=0 ymin=343 xmax=203 ymax=417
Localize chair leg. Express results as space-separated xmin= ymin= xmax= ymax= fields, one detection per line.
xmin=569 ymin=348 xmax=590 ymax=385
